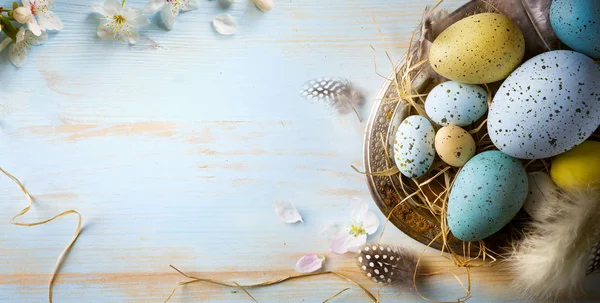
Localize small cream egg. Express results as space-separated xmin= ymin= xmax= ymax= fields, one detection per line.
xmin=434 ymin=125 xmax=475 ymax=167
xmin=523 ymin=172 xmax=558 ymax=220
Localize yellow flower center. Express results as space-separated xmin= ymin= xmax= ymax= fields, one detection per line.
xmin=113 ymin=14 xmax=126 ymax=24
xmin=349 ymin=222 xmax=366 ymax=236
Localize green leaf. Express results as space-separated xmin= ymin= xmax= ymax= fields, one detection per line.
xmin=12 ymin=2 xmax=18 ymax=10
xmin=0 ymin=15 xmax=17 ymax=41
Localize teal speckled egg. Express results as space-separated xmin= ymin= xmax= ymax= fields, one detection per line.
xmin=425 ymin=81 xmax=488 ymax=127
xmin=393 ymin=115 xmax=435 ymax=178
xmin=447 ymin=151 xmax=527 ymax=242
xmin=550 ymin=0 xmax=600 ymax=59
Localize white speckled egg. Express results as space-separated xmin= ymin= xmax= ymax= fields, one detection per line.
xmin=425 ymin=81 xmax=488 ymax=127
xmin=448 ymin=150 xmax=528 ymax=242
xmin=434 ymin=125 xmax=476 ymax=167
xmin=488 ymin=50 xmax=600 ymax=159
xmin=523 ymin=172 xmax=558 ymax=220
xmin=393 ymin=115 xmax=435 ymax=178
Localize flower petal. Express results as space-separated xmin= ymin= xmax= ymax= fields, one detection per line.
xmin=15 ymin=28 xmax=26 ymax=43
xmin=160 ymin=4 xmax=176 ymax=30
xmin=295 ymin=254 xmax=325 ymax=273
xmin=358 ymin=210 xmax=379 ymax=235
xmin=212 ymin=13 xmax=237 ymax=35
xmin=27 ymin=18 xmax=42 ymax=36
xmin=330 ymin=233 xmax=351 ymax=254
xmin=323 ymin=223 xmax=345 ymax=240
xmin=128 ymin=15 xmax=150 ymax=27
xmin=274 ymin=200 xmax=303 ymax=224
xmin=93 ymin=4 xmax=110 ymax=16
xmin=346 ymin=233 xmax=367 ymax=252
xmin=122 ymin=7 xmax=144 ymax=21
xmin=8 ymin=43 xmax=26 ymax=67
xmin=104 ymin=0 xmax=122 ymax=13
xmin=0 ymin=38 xmax=11 ymax=52
xmin=30 ymin=30 xmax=48 ymax=45
xmin=182 ymin=0 xmax=199 ymax=11
xmin=21 ymin=0 xmax=30 ymax=6
xmin=96 ymin=24 xmax=112 ymax=40
xmin=351 ymin=200 xmax=379 ymax=235
xmin=36 ymin=11 xmax=63 ymax=31
xmin=143 ymin=0 xmax=164 ymax=14
xmin=127 ymin=28 xmax=140 ymax=45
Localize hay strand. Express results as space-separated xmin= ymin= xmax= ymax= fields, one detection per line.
xmin=0 ymin=167 xmax=82 ymax=303
xmin=166 ymin=265 xmax=378 ymax=303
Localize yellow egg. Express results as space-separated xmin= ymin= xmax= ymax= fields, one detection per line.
xmin=551 ymin=141 xmax=600 ymax=190
xmin=429 ymin=13 xmax=525 ymax=84
xmin=434 ymin=125 xmax=476 ymax=167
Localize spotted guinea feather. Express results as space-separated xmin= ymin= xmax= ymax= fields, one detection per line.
xmin=356 ymin=244 xmax=417 ymax=287
xmin=300 ymin=78 xmax=364 ymax=121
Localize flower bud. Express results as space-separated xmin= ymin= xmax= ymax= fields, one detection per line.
xmin=14 ymin=6 xmax=32 ymax=24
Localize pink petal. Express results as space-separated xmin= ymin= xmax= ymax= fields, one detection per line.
xmin=330 ymin=233 xmax=351 ymax=254
xmin=295 ymin=254 xmax=325 ymax=273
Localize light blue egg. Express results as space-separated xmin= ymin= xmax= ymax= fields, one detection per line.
xmin=393 ymin=115 xmax=435 ymax=178
xmin=488 ymin=50 xmax=600 ymax=159
xmin=447 ymin=150 xmax=527 ymax=242
xmin=425 ymin=81 xmax=488 ymax=127
xmin=550 ymin=0 xmax=600 ymax=59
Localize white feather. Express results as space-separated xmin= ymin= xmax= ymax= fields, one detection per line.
xmin=506 ymin=187 xmax=600 ymax=301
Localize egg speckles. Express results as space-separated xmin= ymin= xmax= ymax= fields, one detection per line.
xmin=393 ymin=116 xmax=435 ymax=178
xmin=429 ymin=13 xmax=525 ymax=84
xmin=448 ymin=151 xmax=528 ymax=242
xmin=488 ymin=50 xmax=600 ymax=159
xmin=434 ymin=125 xmax=475 ymax=167
xmin=550 ymin=0 xmax=600 ymax=59
xmin=425 ymin=81 xmax=488 ymax=126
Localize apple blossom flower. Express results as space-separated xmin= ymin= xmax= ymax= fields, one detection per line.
xmin=93 ymin=0 xmax=149 ymax=45
xmin=21 ymin=0 xmax=63 ymax=36
xmin=328 ymin=201 xmax=380 ymax=254
xmin=5 ymin=27 xmax=48 ymax=67
xmin=144 ymin=0 xmax=199 ymax=30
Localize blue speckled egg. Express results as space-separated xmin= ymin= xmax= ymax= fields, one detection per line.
xmin=550 ymin=0 xmax=600 ymax=59
xmin=425 ymin=81 xmax=488 ymax=127
xmin=488 ymin=50 xmax=600 ymax=159
xmin=448 ymin=151 xmax=527 ymax=242
xmin=393 ymin=115 xmax=435 ymax=178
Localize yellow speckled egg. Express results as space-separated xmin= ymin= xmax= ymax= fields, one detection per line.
xmin=429 ymin=13 xmax=525 ymax=84
xmin=434 ymin=125 xmax=475 ymax=167
xmin=551 ymin=141 xmax=600 ymax=190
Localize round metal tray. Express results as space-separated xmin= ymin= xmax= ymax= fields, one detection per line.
xmin=362 ymin=1 xmax=523 ymax=254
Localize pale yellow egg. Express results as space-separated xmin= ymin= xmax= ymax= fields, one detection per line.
xmin=434 ymin=125 xmax=476 ymax=167
xmin=551 ymin=141 xmax=600 ymax=190
xmin=429 ymin=13 xmax=525 ymax=84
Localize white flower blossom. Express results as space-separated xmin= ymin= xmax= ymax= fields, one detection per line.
xmin=94 ymin=0 xmax=149 ymax=45
xmin=144 ymin=0 xmax=199 ymax=30
xmin=4 ymin=27 xmax=48 ymax=67
xmin=21 ymin=0 xmax=63 ymax=36
xmin=328 ymin=201 xmax=380 ymax=254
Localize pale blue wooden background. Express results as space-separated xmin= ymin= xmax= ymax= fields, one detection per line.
xmin=1 ymin=0 xmax=599 ymax=302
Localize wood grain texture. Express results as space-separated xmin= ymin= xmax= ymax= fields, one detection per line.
xmin=1 ymin=0 xmax=599 ymax=302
